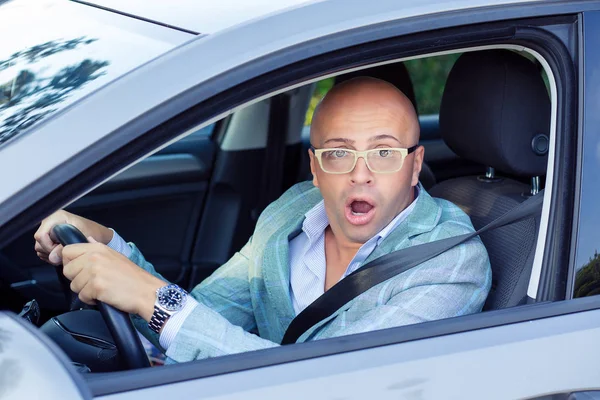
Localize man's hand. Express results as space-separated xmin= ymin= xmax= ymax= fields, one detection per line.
xmin=62 ymin=238 xmax=165 ymax=322
xmin=34 ymin=210 xmax=114 ymax=266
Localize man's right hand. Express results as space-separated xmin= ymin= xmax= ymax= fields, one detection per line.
xmin=34 ymin=210 xmax=113 ymax=266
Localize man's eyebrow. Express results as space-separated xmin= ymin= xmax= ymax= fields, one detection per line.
xmin=323 ymin=138 xmax=355 ymax=146
xmin=369 ymin=134 xmax=402 ymax=144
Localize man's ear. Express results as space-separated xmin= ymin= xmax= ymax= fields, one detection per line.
xmin=411 ymin=145 xmax=425 ymax=187
xmin=308 ymin=149 xmax=319 ymax=187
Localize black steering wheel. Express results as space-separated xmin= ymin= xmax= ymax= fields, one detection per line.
xmin=51 ymin=224 xmax=151 ymax=369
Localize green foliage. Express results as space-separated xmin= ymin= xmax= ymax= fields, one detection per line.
xmin=574 ymin=250 xmax=600 ymax=298
xmin=404 ymin=54 xmax=460 ymax=115
xmin=304 ymin=78 xmax=334 ymax=126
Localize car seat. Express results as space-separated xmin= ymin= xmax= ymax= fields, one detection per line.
xmin=428 ymin=50 xmax=551 ymax=310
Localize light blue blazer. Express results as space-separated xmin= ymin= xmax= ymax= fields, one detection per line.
xmin=130 ymin=181 xmax=492 ymax=362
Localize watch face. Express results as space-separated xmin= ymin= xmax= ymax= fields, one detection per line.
xmin=157 ymin=285 xmax=186 ymax=312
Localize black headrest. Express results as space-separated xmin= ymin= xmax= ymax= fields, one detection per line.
xmin=439 ymin=50 xmax=550 ymax=177
xmin=335 ymin=63 xmax=418 ymax=113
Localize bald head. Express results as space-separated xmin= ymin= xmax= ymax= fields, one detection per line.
xmin=311 ymin=76 xmax=419 ymax=147
xmin=307 ymin=77 xmax=425 ymax=246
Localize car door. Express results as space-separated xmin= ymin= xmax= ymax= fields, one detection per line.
xmin=87 ymin=6 xmax=593 ymax=398
xmin=0 ymin=0 xmax=595 ymax=398
xmin=90 ymin=301 xmax=600 ymax=400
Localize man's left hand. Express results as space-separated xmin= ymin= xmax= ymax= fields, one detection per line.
xmin=62 ymin=238 xmax=165 ymax=322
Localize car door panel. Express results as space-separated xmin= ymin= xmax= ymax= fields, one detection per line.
xmin=93 ymin=301 xmax=600 ymax=399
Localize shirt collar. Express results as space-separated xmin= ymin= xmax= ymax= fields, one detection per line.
xmin=302 ymin=185 xmax=420 ymax=244
xmin=302 ymin=200 xmax=329 ymax=243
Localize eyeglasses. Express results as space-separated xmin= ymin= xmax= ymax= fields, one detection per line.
xmin=310 ymin=145 xmax=418 ymax=174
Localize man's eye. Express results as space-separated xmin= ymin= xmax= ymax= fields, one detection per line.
xmin=325 ymin=150 xmax=348 ymax=158
xmin=378 ymin=149 xmax=391 ymax=157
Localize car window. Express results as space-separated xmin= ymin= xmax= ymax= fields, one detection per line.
xmin=0 ymin=0 xmax=191 ymax=148
xmin=574 ymin=251 xmax=600 ymax=298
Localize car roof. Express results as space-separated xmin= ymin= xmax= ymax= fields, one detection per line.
xmin=82 ymin=0 xmax=315 ymax=34
xmin=82 ymin=0 xmax=543 ymax=35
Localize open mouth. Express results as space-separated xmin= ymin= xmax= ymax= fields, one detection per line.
xmin=345 ymin=197 xmax=376 ymax=226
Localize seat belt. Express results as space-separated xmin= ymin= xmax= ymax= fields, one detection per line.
xmin=281 ymin=190 xmax=544 ymax=345
xmin=254 ymin=93 xmax=290 ymax=219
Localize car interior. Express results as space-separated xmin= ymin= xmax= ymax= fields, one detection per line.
xmin=0 ymin=47 xmax=552 ymax=372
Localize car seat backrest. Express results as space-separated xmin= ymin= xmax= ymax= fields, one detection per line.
xmin=440 ymin=50 xmax=550 ymax=177
xmin=429 ymin=50 xmax=551 ymax=310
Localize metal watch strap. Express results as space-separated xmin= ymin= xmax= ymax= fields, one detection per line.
xmin=148 ymin=305 xmax=170 ymax=334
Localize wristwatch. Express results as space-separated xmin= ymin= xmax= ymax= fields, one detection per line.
xmin=148 ymin=284 xmax=188 ymax=334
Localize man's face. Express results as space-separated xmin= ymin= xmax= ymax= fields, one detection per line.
xmin=309 ymin=79 xmax=424 ymax=245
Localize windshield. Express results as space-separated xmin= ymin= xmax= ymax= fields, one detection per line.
xmin=0 ymin=0 xmax=193 ymax=147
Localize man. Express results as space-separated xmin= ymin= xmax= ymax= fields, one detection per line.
xmin=34 ymin=77 xmax=491 ymax=363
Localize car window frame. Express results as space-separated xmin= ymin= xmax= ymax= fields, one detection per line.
xmin=0 ymin=3 xmax=584 ymax=396
xmin=83 ymin=19 xmax=577 ymax=395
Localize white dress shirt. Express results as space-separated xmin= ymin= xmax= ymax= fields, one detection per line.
xmin=107 ymin=186 xmax=419 ymax=351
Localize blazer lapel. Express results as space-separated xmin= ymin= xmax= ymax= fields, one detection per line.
xmin=261 ymin=206 xmax=308 ymax=337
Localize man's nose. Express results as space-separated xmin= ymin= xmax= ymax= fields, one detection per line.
xmin=350 ymin=156 xmax=373 ymax=185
